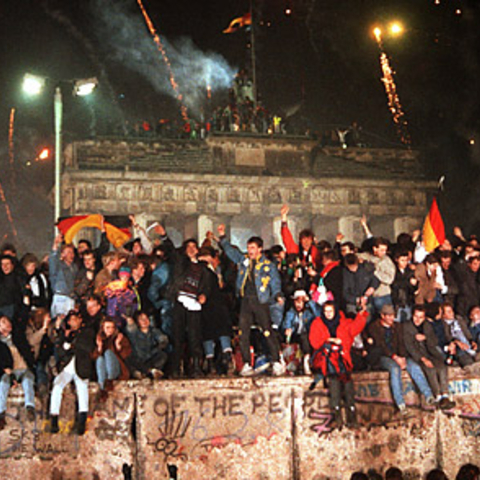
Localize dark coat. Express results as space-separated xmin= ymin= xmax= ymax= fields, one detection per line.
xmin=54 ymin=324 xmax=96 ymax=379
xmin=391 ymin=266 xmax=416 ymax=308
xmin=343 ymin=263 xmax=380 ymax=307
xmin=201 ymin=265 xmax=233 ymax=341
xmin=403 ymin=320 xmax=444 ymax=363
xmin=454 ymin=261 xmax=480 ymax=317
xmin=0 ymin=329 xmax=35 ymax=373
xmin=366 ymin=319 xmax=407 ymax=358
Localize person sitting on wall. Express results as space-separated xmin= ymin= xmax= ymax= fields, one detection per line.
xmin=93 ymin=318 xmax=132 ymax=401
xmin=440 ymin=302 xmax=480 ymax=372
xmin=308 ymin=299 xmax=369 ymax=429
xmin=403 ymin=305 xmax=456 ymax=410
xmin=49 ymin=310 xmax=95 ymax=435
xmin=125 ymin=311 xmax=168 ymax=380
xmin=0 ymin=315 xmax=36 ymax=429
xmin=365 ymin=304 xmax=434 ymax=415
xmin=469 ymin=305 xmax=480 ymax=345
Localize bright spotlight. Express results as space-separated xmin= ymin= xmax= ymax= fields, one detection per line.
xmin=23 ymin=73 xmax=46 ymax=95
xmin=389 ymin=22 xmax=404 ymax=36
xmin=74 ymin=77 xmax=98 ymax=97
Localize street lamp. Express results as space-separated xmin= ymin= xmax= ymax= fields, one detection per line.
xmin=23 ymin=74 xmax=98 ymax=230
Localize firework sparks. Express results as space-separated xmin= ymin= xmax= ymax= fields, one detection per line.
xmin=0 ymin=180 xmax=17 ymax=239
xmin=136 ymin=0 xmax=189 ymax=122
xmin=373 ymin=30 xmax=411 ymax=145
xmin=8 ymin=108 xmax=16 ymax=187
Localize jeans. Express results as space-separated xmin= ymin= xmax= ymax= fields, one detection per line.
xmin=203 ymin=336 xmax=232 ymax=358
xmin=395 ymin=305 xmax=411 ymax=324
xmin=380 ymin=356 xmax=433 ymax=408
xmin=372 ymin=295 xmax=393 ymax=320
xmin=50 ymin=358 xmax=89 ymax=415
xmin=96 ymin=350 xmax=121 ymax=389
xmin=51 ymin=294 xmax=75 ymax=318
xmin=0 ymin=369 xmax=35 ymax=413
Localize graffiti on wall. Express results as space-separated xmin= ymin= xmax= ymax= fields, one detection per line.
xmin=144 ymin=390 xmax=290 ymax=460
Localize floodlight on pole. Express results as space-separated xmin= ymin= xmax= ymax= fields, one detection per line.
xmin=22 ymin=73 xmax=98 ymax=233
xmin=74 ymin=77 xmax=98 ymax=97
xmin=23 ymin=73 xmax=46 ymax=96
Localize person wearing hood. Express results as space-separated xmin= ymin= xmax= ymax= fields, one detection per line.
xmin=309 ymin=299 xmax=369 ymax=428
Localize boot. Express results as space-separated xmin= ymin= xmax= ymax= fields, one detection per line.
xmin=346 ymin=406 xmax=358 ymax=428
xmin=331 ymin=407 xmax=343 ymax=430
xmin=204 ymin=357 xmax=214 ymax=376
xmin=75 ymin=412 xmax=87 ymax=436
xmin=50 ymin=415 xmax=59 ymax=434
xmin=221 ymin=351 xmax=232 ymax=375
xmin=192 ymin=358 xmax=204 ymax=379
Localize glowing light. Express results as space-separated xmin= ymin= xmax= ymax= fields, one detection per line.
xmin=23 ymin=73 xmax=46 ymax=95
xmin=389 ymin=22 xmax=404 ymax=37
xmin=136 ymin=0 xmax=189 ymax=122
xmin=74 ymin=77 xmax=98 ymax=96
xmin=373 ymin=34 xmax=411 ymax=145
xmin=207 ymin=85 xmax=212 ymax=100
xmin=0 ymin=181 xmax=17 ymax=238
xmin=38 ymin=148 xmax=50 ymax=160
xmin=470 ymin=139 xmax=475 ymax=146
xmin=456 ymin=9 xmax=462 ymax=15
xmin=373 ymin=28 xmax=382 ymax=42
xmin=285 ymin=8 xmax=292 ymax=15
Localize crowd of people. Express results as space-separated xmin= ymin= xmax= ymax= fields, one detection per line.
xmin=350 ymin=463 xmax=479 ymax=480
xmin=1 ymin=206 xmax=480 ymax=435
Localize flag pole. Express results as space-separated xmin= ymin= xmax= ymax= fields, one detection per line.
xmin=250 ymin=0 xmax=258 ymax=109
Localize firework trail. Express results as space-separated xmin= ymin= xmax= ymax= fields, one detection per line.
xmin=0 ymin=180 xmax=17 ymax=239
xmin=136 ymin=0 xmax=189 ymax=122
xmin=8 ymin=108 xmax=16 ymax=188
xmin=374 ymin=30 xmax=411 ymax=146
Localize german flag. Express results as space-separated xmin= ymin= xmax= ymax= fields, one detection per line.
xmin=223 ymin=12 xmax=252 ymax=34
xmin=57 ymin=214 xmax=131 ymax=248
xmin=422 ymin=197 xmax=445 ymax=253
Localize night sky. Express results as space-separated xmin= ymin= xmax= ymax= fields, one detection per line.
xmin=0 ymin=0 xmax=479 ymax=252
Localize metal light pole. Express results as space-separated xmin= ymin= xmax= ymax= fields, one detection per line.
xmin=23 ymin=74 xmax=97 ymax=233
xmin=54 ymin=86 xmax=63 ymax=228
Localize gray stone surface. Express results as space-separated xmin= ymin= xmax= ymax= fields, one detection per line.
xmin=62 ymin=136 xmax=436 ymax=246
xmin=0 ymin=371 xmax=479 ymax=479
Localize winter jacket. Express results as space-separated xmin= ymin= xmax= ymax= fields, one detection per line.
xmin=220 ymin=237 xmax=282 ymax=305
xmin=309 ymin=309 xmax=368 ymax=376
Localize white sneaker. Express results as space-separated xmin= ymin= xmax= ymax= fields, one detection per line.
xmin=272 ymin=361 xmax=286 ymax=376
xmin=303 ymin=355 xmax=312 ymax=376
xmin=239 ymin=363 xmax=254 ymax=376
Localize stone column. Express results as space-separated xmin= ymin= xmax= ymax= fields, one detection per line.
xmin=338 ymin=216 xmax=364 ymax=245
xmin=394 ymin=216 xmax=422 ymax=239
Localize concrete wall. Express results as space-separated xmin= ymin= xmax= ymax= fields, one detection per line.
xmin=1 ymin=370 xmax=479 ymax=479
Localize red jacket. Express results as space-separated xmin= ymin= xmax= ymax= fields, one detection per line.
xmin=309 ymin=310 xmax=368 ymax=376
xmin=281 ymin=223 xmax=320 ymax=268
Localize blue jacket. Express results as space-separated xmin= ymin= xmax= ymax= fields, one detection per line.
xmin=49 ymin=249 xmax=77 ymax=297
xmin=148 ymin=261 xmax=172 ymax=309
xmin=283 ymin=301 xmax=317 ymax=334
xmin=220 ymin=237 xmax=282 ymax=305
